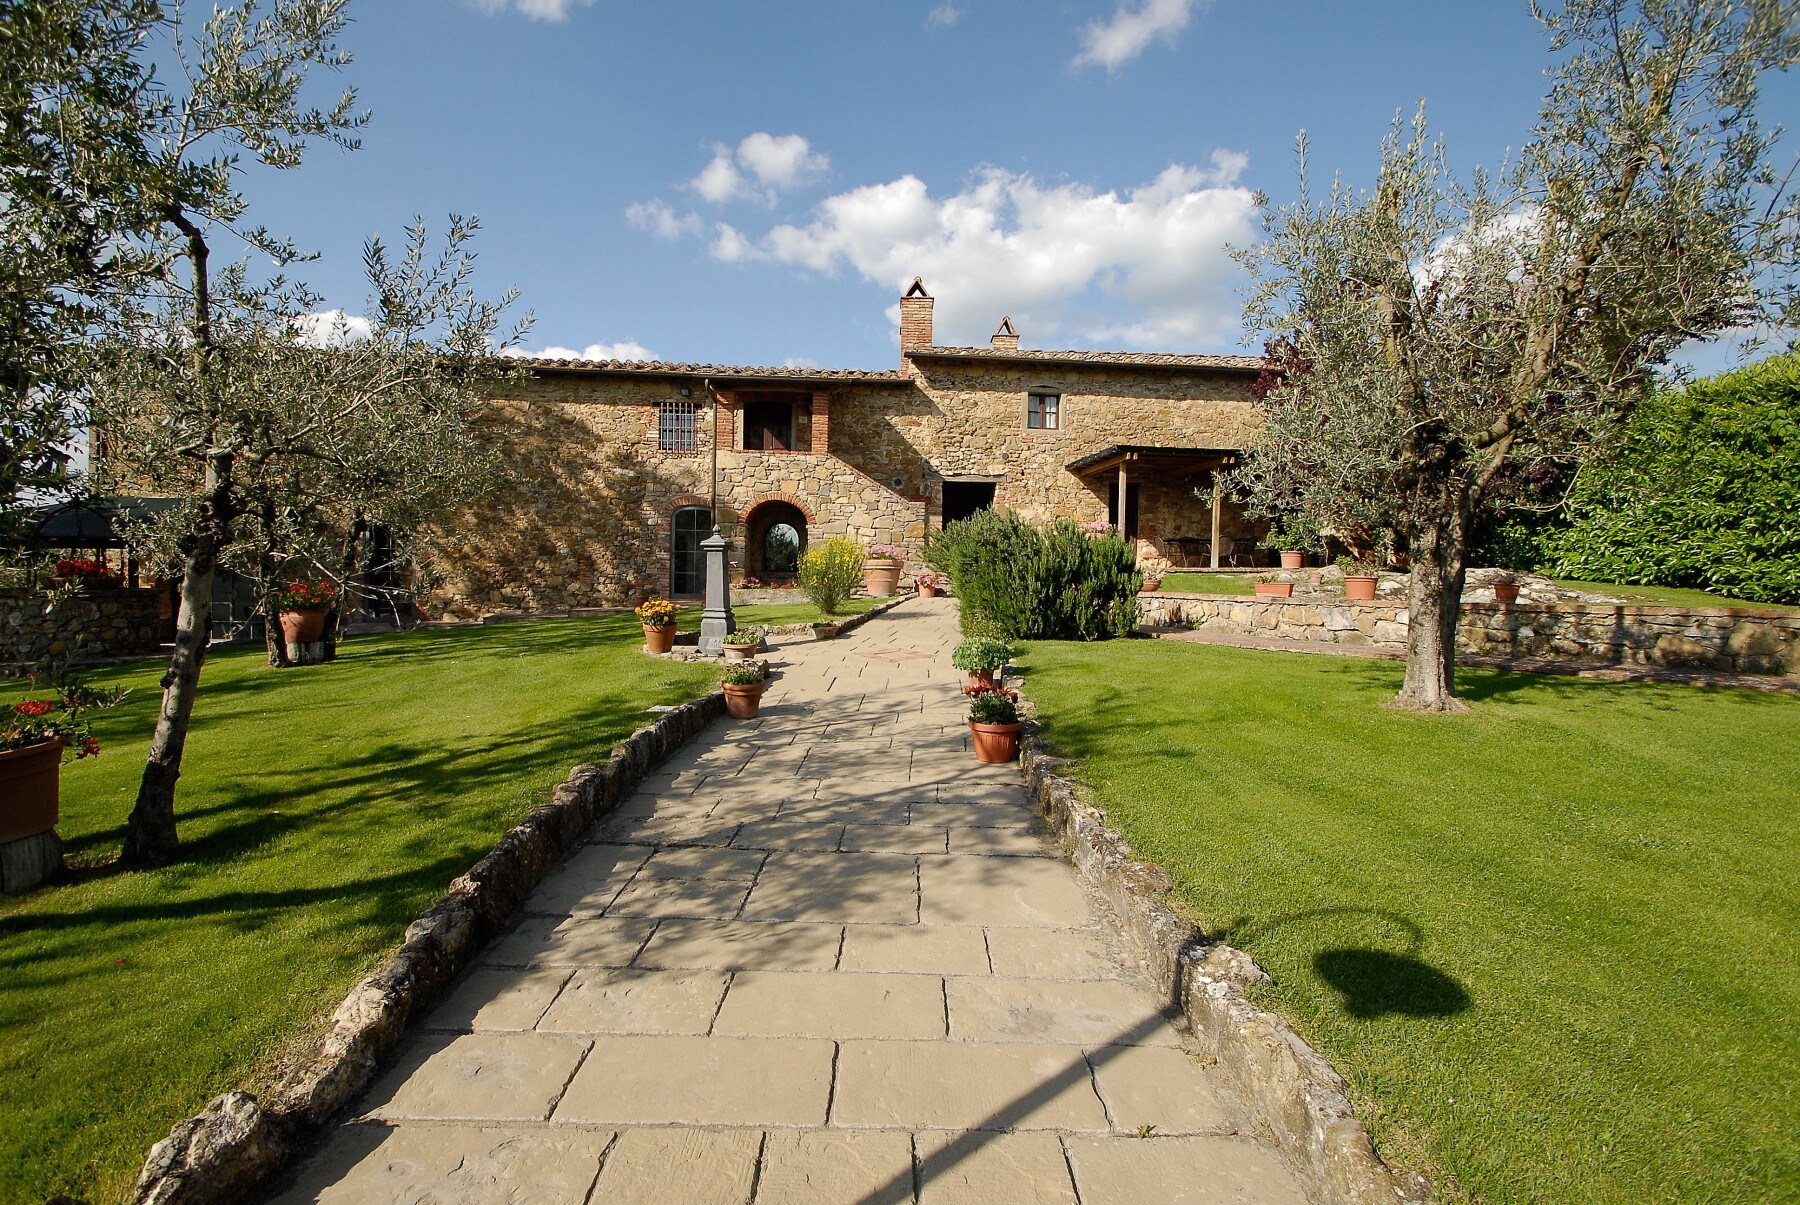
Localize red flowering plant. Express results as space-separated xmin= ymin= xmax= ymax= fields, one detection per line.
xmin=54 ymin=558 xmax=121 ymax=586
xmin=964 ymin=685 xmax=1021 ymax=726
xmin=1 ymin=674 xmax=127 ymax=759
xmin=275 ymin=579 xmax=340 ymax=611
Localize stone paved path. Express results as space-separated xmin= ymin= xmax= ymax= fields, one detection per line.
xmin=271 ymin=598 xmax=1311 ymax=1204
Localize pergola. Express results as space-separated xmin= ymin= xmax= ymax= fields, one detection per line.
xmin=1064 ymin=444 xmax=1241 ymax=568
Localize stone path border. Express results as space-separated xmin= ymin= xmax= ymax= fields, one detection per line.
xmin=1015 ymin=717 xmax=1433 ymax=1205
xmin=1147 ymin=625 xmax=1800 ymax=694
xmin=132 ymin=692 xmax=728 ymax=1205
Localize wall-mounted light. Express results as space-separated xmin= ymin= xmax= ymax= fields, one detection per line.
xmin=679 ymin=386 xmax=692 ymax=397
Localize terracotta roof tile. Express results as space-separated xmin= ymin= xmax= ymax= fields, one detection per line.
xmin=507 ymin=356 xmax=909 ymax=383
xmin=909 ymin=346 xmax=1268 ymax=372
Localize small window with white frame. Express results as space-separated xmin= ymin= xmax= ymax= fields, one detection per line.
xmin=658 ymin=399 xmax=699 ymax=451
xmin=1027 ymin=391 xmax=1061 ymax=431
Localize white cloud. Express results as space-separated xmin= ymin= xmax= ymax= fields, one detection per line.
xmin=504 ymin=340 xmax=659 ymax=363
xmin=702 ymin=151 xmax=1257 ymax=349
xmin=626 ymin=199 xmax=702 ymax=240
xmin=470 ymin=0 xmax=595 ymax=21
xmin=1073 ymin=0 xmax=1206 ymax=71
xmin=926 ymin=4 xmax=965 ymax=29
xmin=686 ymin=133 xmax=828 ymax=205
xmin=293 ymin=310 xmax=373 ymax=348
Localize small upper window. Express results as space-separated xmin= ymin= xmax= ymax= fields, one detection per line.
xmin=1027 ymin=392 xmax=1061 ymax=430
xmin=659 ymin=399 xmax=698 ymax=451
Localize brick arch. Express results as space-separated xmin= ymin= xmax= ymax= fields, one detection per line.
xmin=666 ymin=495 xmax=712 ymax=515
xmin=742 ymin=492 xmax=815 ymax=525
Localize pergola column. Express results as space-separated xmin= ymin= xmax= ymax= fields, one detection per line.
xmin=1210 ymin=476 xmax=1223 ymax=569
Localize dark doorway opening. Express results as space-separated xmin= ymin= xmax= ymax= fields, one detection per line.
xmin=742 ymin=401 xmax=795 ymax=451
xmin=745 ymin=501 xmax=808 ymax=583
xmin=1107 ymin=483 xmax=1141 ymax=539
xmin=941 ymin=481 xmax=996 ymax=526
xmin=671 ymin=505 xmax=713 ymax=597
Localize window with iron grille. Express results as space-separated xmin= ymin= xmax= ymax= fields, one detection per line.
xmin=1027 ymin=391 xmax=1061 ymax=430
xmin=659 ymin=399 xmax=698 ymax=451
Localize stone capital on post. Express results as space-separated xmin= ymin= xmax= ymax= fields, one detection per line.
xmin=699 ymin=525 xmax=736 ymax=655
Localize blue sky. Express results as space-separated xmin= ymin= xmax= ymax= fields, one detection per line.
xmin=234 ymin=0 xmax=1794 ymax=373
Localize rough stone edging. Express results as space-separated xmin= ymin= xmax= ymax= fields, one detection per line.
xmin=130 ymin=690 xmax=729 ymax=1205
xmin=1016 ymin=724 xmax=1432 ymax=1205
xmin=812 ymin=593 xmax=912 ymax=638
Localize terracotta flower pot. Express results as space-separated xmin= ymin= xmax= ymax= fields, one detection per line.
xmin=1493 ymin=582 xmax=1520 ymax=605
xmin=722 ymin=680 xmax=766 ymax=719
xmin=918 ymin=581 xmax=940 ymax=598
xmin=644 ymin=623 xmax=676 ymax=654
xmin=279 ymin=608 xmax=327 ymax=644
xmin=1344 ymin=575 xmax=1378 ymax=601
xmin=1140 ymin=577 xmax=1162 ymax=593
xmin=1280 ymin=550 xmax=1304 ymax=569
xmin=0 ymin=739 xmax=61 ymax=844
xmin=969 ymin=721 xmax=1023 ymax=764
xmin=1255 ymin=581 xmax=1294 ymax=598
xmin=864 ymin=560 xmax=902 ymax=597
xmin=721 ymin=642 xmax=757 ymax=662
xmin=965 ymin=668 xmax=998 ymax=691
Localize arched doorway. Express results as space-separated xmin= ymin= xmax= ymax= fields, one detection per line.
xmin=744 ymin=501 xmax=808 ymax=583
xmin=670 ymin=505 xmax=713 ymax=597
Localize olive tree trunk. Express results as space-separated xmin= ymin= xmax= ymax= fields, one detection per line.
xmin=1393 ymin=510 xmax=1470 ymax=713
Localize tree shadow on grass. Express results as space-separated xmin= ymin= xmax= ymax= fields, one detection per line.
xmin=1313 ymin=948 xmax=1471 ymax=1019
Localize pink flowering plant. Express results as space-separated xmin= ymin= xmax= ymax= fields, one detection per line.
xmin=1 ymin=675 xmax=127 ymax=759
xmin=866 ymin=543 xmax=903 ymax=560
xmin=915 ymin=570 xmax=946 ymax=589
xmin=1082 ymin=520 xmax=1113 ymax=534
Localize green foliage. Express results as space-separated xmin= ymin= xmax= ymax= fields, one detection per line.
xmin=720 ymin=661 xmax=766 ymax=685
xmin=967 ymin=687 xmax=1021 ymax=725
xmin=797 ymin=536 xmax=864 ymax=615
xmin=926 ymin=512 xmax=1141 ymax=640
xmin=1544 ymin=354 xmax=1800 ymax=604
xmin=720 ymin=629 xmax=761 ymax=646
xmin=950 ymin=636 xmax=1012 ymax=673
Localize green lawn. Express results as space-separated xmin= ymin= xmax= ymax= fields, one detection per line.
xmin=0 ymin=618 xmax=715 ymax=1204
xmin=1020 ymin=638 xmax=1800 ymax=1204
xmin=706 ymin=596 xmax=879 ymax=626
xmin=1551 ymin=578 xmax=1797 ymax=612
xmin=1154 ymin=572 xmax=1258 ymax=595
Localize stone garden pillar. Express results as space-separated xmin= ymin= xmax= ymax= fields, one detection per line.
xmin=698 ymin=525 xmax=736 ymax=655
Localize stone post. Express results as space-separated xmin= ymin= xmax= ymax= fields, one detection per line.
xmin=699 ymin=525 xmax=736 ymax=655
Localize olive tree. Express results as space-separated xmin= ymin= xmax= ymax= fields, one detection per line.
xmin=1232 ymin=0 xmax=1799 ymax=711
xmin=75 ymin=0 xmax=525 ymax=866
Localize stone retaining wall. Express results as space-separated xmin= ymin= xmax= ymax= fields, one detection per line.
xmin=1 ymin=586 xmax=163 ymax=673
xmin=1138 ymin=593 xmax=1800 ymax=676
xmin=132 ymin=691 xmax=728 ymax=1205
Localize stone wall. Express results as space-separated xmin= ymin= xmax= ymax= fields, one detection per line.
xmin=1 ymin=587 xmax=163 ymax=671
xmin=422 ymin=360 xmax=1262 ymax=617
xmin=1138 ymin=593 xmax=1800 ymax=676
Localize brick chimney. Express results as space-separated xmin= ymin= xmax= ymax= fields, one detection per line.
xmin=899 ymin=278 xmax=933 ymax=356
xmin=990 ymin=316 xmax=1019 ymax=352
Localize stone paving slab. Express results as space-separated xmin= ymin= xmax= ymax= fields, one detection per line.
xmin=275 ymin=599 xmax=1313 ymax=1204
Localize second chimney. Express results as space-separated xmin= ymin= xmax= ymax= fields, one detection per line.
xmin=990 ymin=316 xmax=1019 ymax=352
xmin=900 ymin=278 xmax=934 ymax=356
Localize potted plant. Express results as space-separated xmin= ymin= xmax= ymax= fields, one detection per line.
xmin=1137 ymin=554 xmax=1171 ymax=593
xmin=721 ymin=660 xmax=768 ymax=719
xmin=1492 ymin=571 xmax=1521 ymax=605
xmin=1336 ymin=556 xmax=1379 ymax=602
xmin=276 ymin=579 xmax=339 ymax=645
xmin=636 ymin=598 xmax=681 ymax=654
xmin=967 ymin=686 xmax=1023 ymax=763
xmin=1263 ymin=519 xmax=1316 ymax=571
xmin=1 ymin=676 xmax=124 ymax=852
xmin=1254 ymin=572 xmax=1294 ymax=598
xmin=915 ymin=570 xmax=946 ymax=599
xmin=52 ymin=558 xmax=121 ymax=588
xmin=720 ymin=629 xmax=761 ymax=662
xmin=864 ymin=544 xmax=904 ymax=596
xmin=951 ymin=635 xmax=1012 ymax=690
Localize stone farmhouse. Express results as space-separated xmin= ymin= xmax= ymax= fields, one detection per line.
xmin=425 ymin=280 xmax=1271 ymax=616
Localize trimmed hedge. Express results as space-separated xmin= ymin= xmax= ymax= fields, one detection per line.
xmin=1543 ymin=353 xmax=1800 ymax=605
xmin=924 ymin=511 xmax=1141 ymax=640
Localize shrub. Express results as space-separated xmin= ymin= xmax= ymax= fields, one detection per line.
xmin=1543 ymin=354 xmax=1800 ymax=604
xmin=951 ymin=636 xmax=1012 ymax=673
xmin=927 ymin=513 xmax=1141 ymax=640
xmin=797 ymin=536 xmax=864 ymax=615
